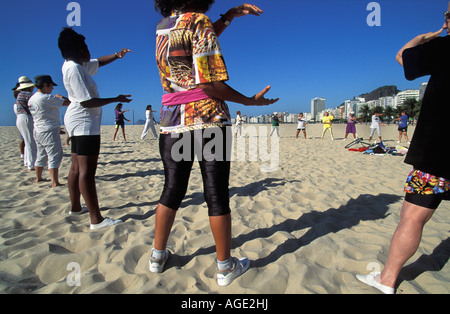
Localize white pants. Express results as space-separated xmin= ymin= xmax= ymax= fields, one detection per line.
xmin=34 ymin=129 xmax=63 ymax=169
xmin=370 ymin=126 xmax=381 ymax=138
xmin=141 ymin=120 xmax=158 ymax=139
xmin=16 ymin=114 xmax=37 ymax=169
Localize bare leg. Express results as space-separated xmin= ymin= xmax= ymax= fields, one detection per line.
xmin=122 ymin=127 xmax=127 ymax=142
xmin=113 ymin=127 xmax=119 ymax=141
xmin=35 ymin=166 xmax=44 ymax=183
xmin=68 ymin=153 xmax=82 ymax=212
xmin=210 ymin=214 xmax=232 ymax=261
xmin=49 ymin=168 xmax=62 ymax=188
xmin=380 ymin=201 xmax=434 ymax=288
xmin=154 ymin=203 xmax=177 ymax=251
xmin=69 ymin=154 xmax=103 ymax=224
xmin=403 ymin=131 xmax=409 ymax=143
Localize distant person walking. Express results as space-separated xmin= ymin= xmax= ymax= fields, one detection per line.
xmin=141 ymin=105 xmax=158 ymax=140
xmin=58 ymin=27 xmax=132 ymax=230
xmin=357 ymin=2 xmax=450 ymax=294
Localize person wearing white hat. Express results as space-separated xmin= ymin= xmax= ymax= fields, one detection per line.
xmin=13 ymin=76 xmax=37 ymax=171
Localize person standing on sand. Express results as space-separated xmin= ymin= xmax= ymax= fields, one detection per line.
xmin=141 ymin=105 xmax=158 ymax=140
xmin=58 ymin=27 xmax=133 ymax=230
xmin=394 ymin=111 xmax=411 ymax=144
xmin=368 ymin=111 xmax=385 ymax=143
xmin=357 ymin=2 xmax=450 ymax=294
xmin=344 ymin=112 xmax=359 ymax=141
xmin=14 ymin=76 xmax=37 ymax=171
xmin=28 ymin=75 xmax=70 ymax=188
xmin=321 ymin=112 xmax=334 ymax=140
xmin=150 ymin=0 xmax=278 ymax=287
xmin=296 ymin=113 xmax=307 ymax=139
xmin=113 ymin=103 xmax=131 ymax=142
xmin=235 ymin=111 xmax=246 ymax=138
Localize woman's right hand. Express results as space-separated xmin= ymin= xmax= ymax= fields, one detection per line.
xmin=116 ymin=95 xmax=133 ymax=103
xmin=249 ymin=86 xmax=279 ymax=106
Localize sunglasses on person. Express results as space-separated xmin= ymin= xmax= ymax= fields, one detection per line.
xmin=445 ymin=11 xmax=450 ymax=21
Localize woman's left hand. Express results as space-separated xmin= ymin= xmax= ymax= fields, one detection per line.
xmin=226 ymin=3 xmax=263 ymax=20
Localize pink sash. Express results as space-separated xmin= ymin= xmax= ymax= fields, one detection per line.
xmin=162 ymin=88 xmax=210 ymax=106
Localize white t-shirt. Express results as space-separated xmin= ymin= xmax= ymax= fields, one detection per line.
xmin=297 ymin=118 xmax=306 ymax=129
xmin=370 ymin=115 xmax=381 ymax=129
xmin=62 ymin=59 xmax=101 ymax=136
xmin=29 ymin=92 xmax=64 ymax=133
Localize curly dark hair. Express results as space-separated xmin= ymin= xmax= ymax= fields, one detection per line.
xmin=154 ymin=0 xmax=215 ymax=17
xmin=58 ymin=27 xmax=87 ymax=60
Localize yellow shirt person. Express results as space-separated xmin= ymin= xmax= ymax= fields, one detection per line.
xmin=321 ymin=112 xmax=335 ymax=140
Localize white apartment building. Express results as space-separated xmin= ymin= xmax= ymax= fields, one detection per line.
xmin=395 ymin=89 xmax=420 ymax=107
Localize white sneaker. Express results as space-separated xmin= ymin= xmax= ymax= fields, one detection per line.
xmin=356 ymin=271 xmax=395 ymax=294
xmin=217 ymin=257 xmax=250 ymax=287
xmin=149 ymin=249 xmax=170 ymax=273
xmin=90 ymin=217 xmax=122 ymax=230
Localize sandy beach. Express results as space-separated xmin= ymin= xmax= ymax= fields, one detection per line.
xmin=0 ymin=123 xmax=448 ymax=294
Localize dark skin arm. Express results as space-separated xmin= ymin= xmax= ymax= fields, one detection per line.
xmin=98 ymin=49 xmax=132 ymax=67
xmin=81 ymin=95 xmax=132 ymax=109
xmin=198 ymin=81 xmax=278 ymax=107
xmin=213 ymin=3 xmax=263 ymax=37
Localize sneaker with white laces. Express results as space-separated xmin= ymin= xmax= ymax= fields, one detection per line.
xmin=217 ymin=257 xmax=250 ymax=287
xmin=356 ymin=271 xmax=395 ymax=294
xmin=149 ymin=249 xmax=170 ymax=273
xmin=90 ymin=217 xmax=122 ymax=230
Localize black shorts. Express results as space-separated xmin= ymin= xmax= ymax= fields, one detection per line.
xmin=158 ymin=127 xmax=232 ymax=217
xmin=398 ymin=127 xmax=408 ymax=132
xmin=116 ymin=121 xmax=125 ymax=129
xmin=71 ymin=135 xmax=101 ymax=156
xmin=405 ymin=192 xmax=450 ymax=210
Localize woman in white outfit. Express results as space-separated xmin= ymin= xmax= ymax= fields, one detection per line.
xmin=14 ymin=76 xmax=37 ymax=171
xmin=141 ymin=105 xmax=158 ymax=139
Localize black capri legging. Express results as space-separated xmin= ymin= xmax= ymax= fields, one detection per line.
xmin=159 ymin=127 xmax=232 ymax=217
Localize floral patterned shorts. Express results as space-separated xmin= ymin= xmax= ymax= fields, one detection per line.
xmin=405 ymin=169 xmax=450 ymax=195
xmin=404 ymin=169 xmax=450 ymax=209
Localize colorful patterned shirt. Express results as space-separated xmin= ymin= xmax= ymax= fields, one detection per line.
xmin=156 ymin=12 xmax=231 ymax=134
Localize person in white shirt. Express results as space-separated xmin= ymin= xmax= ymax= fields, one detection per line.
xmin=29 ymin=75 xmax=70 ymax=188
xmin=368 ymin=112 xmax=386 ymax=143
xmin=141 ymin=105 xmax=158 ymax=139
xmin=296 ymin=113 xmax=307 ymax=139
xmin=58 ymin=27 xmax=133 ymax=230
xmin=234 ymin=111 xmax=246 ymax=137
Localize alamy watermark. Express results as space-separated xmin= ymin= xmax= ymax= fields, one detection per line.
xmin=66 ymin=262 xmax=81 ymax=287
xmin=169 ymin=126 xmax=280 ymax=173
xmin=367 ymin=2 xmax=381 ymax=27
xmin=66 ymin=2 xmax=81 ymax=27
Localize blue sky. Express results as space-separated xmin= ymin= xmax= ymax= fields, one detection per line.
xmin=1 ymin=0 xmax=448 ymax=126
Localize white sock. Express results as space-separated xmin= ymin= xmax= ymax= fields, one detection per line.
xmin=152 ymin=248 xmax=166 ymax=260
xmin=217 ymin=257 xmax=233 ymax=271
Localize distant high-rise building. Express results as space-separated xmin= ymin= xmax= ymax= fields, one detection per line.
xmin=311 ymin=97 xmax=326 ymax=121
xmin=419 ymin=82 xmax=428 ymax=100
